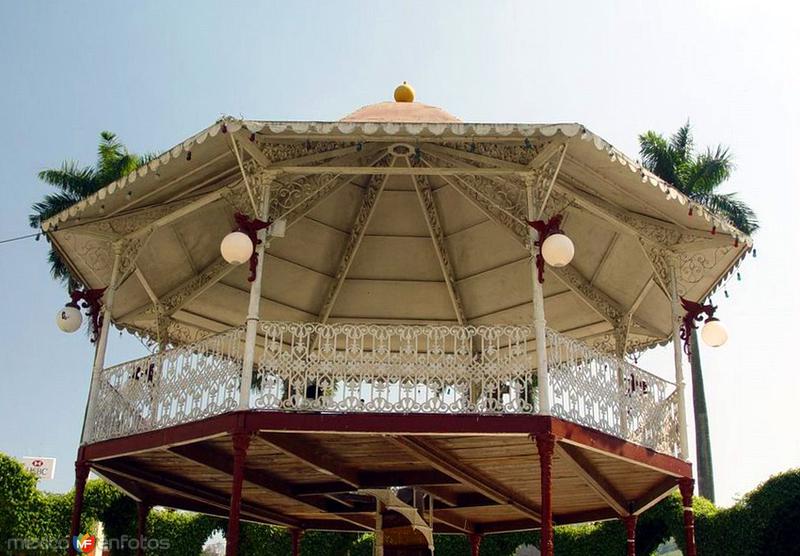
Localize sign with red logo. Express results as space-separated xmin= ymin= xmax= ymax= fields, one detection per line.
xmin=22 ymin=457 xmax=57 ymax=480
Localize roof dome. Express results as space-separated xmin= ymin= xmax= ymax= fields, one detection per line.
xmin=340 ymin=83 xmax=461 ymax=123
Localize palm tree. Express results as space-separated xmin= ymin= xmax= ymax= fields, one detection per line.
xmin=638 ymin=122 xmax=758 ymax=503
xmin=30 ymin=132 xmax=148 ymax=289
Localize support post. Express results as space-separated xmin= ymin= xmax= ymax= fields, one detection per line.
xmin=81 ymin=248 xmax=122 ymax=443
xmin=526 ymin=175 xmax=551 ymax=414
xmin=374 ymin=500 xmax=384 ymax=556
xmin=225 ymin=432 xmax=251 ymax=556
xmin=679 ymin=478 xmax=697 ymax=556
xmin=239 ymin=180 xmax=273 ymax=409
xmin=136 ymin=501 xmax=150 ymax=556
xmin=67 ymin=461 xmax=90 ymax=556
xmin=290 ymin=528 xmax=304 ymax=556
xmin=669 ymin=263 xmax=690 ymax=459
xmin=469 ymin=533 xmax=482 ymax=556
xmin=536 ymin=433 xmax=556 ymax=556
xmin=623 ymin=514 xmax=637 ymax=556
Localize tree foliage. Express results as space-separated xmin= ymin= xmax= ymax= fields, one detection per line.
xmin=638 ymin=122 xmax=758 ymax=234
xmin=3 ymin=451 xmax=798 ymax=555
xmin=29 ymin=132 xmax=151 ymax=289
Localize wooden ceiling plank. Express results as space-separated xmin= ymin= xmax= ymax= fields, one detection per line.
xmin=632 ymin=477 xmax=679 ymax=515
xmin=92 ymin=461 xmax=300 ymax=527
xmin=169 ymin=444 xmax=373 ymax=530
xmin=256 ymin=433 xmax=360 ymax=488
xmin=388 ymin=435 xmax=542 ymax=522
xmin=555 ymin=442 xmax=629 ymax=517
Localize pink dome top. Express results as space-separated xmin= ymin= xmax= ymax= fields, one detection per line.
xmin=340 ymin=101 xmax=461 ymax=123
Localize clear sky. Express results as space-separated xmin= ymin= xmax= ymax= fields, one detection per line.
xmin=0 ymin=1 xmax=797 ymax=506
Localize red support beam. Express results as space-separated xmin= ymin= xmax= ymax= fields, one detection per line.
xmin=623 ymin=514 xmax=637 ymax=556
xmin=469 ymin=533 xmax=483 ymax=556
xmin=536 ymin=433 xmax=555 ymax=556
xmin=679 ymin=477 xmax=697 ymax=556
xmin=82 ymin=412 xmax=691 ymax=479
xmin=67 ymin=460 xmax=90 ymax=556
xmin=291 ymin=528 xmax=304 ymax=556
xmin=136 ymin=501 xmax=150 ymax=556
xmin=226 ymin=432 xmax=251 ymax=556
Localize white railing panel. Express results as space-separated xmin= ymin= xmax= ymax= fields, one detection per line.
xmin=86 ymin=322 xmax=680 ymax=456
xmin=251 ymin=322 xmax=538 ymax=415
xmin=87 ymin=328 xmax=244 ymax=443
xmin=546 ymin=328 xmax=679 ymax=457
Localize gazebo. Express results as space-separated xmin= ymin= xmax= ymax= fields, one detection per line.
xmin=51 ymin=84 xmax=750 ymax=556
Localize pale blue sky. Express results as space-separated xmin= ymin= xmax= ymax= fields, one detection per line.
xmin=1 ymin=1 xmax=797 ymax=505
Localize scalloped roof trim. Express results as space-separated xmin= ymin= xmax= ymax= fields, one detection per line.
xmin=40 ymin=118 xmax=753 ymax=246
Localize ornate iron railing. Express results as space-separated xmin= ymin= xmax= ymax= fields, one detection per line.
xmin=546 ymin=329 xmax=678 ymax=456
xmin=85 ymin=322 xmax=679 ymax=456
xmin=87 ymin=327 xmax=244 ymax=443
xmin=251 ymin=322 xmax=538 ymax=414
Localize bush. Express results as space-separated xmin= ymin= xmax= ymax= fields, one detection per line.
xmin=2 ymin=451 xmax=798 ymax=556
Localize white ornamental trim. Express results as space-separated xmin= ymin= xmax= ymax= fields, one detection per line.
xmin=40 ymin=118 xmax=752 ymax=247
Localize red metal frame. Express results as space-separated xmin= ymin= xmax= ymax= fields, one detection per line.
xmin=81 ymin=412 xmax=691 ymax=478
xmin=623 ymin=514 xmax=637 ymax=556
xmin=679 ymin=478 xmax=697 ymax=556
xmin=225 ymin=431 xmax=251 ymax=556
xmin=290 ymin=528 xmax=304 ymax=556
xmin=536 ymin=433 xmax=555 ymax=556
xmin=67 ymin=460 xmax=90 ymax=556
xmin=469 ymin=533 xmax=482 ymax=556
xmin=136 ymin=501 xmax=150 ymax=556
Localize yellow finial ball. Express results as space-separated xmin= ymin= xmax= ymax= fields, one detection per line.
xmin=394 ymin=81 xmax=415 ymax=103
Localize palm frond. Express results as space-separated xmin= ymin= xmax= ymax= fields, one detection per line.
xmin=669 ymin=121 xmax=693 ymax=164
xmin=691 ymin=191 xmax=759 ymax=234
xmin=638 ymin=131 xmax=682 ymax=190
xmin=37 ymin=163 xmax=97 ymax=197
xmin=29 ymin=191 xmax=82 ymax=229
xmin=685 ymin=146 xmax=734 ymax=193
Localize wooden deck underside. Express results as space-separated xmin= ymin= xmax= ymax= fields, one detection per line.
xmin=82 ymin=412 xmax=690 ymax=535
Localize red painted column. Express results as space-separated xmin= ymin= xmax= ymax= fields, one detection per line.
xmin=136 ymin=501 xmax=150 ymax=556
xmin=225 ymin=432 xmax=251 ymax=556
xmin=679 ymin=478 xmax=697 ymax=556
xmin=623 ymin=514 xmax=638 ymax=556
xmin=536 ymin=433 xmax=556 ymax=556
xmin=67 ymin=461 xmax=90 ymax=556
xmin=469 ymin=533 xmax=482 ymax=556
xmin=290 ymin=528 xmax=304 ymax=556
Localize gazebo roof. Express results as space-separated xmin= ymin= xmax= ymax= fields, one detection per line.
xmin=43 ymin=92 xmax=751 ymax=354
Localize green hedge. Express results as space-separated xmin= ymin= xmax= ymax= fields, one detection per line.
xmin=3 ymin=452 xmax=799 ymax=555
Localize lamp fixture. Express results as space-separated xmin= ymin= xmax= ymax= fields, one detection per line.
xmin=56 ymin=288 xmax=106 ymax=341
xmin=680 ymin=297 xmax=728 ymax=357
xmin=526 ymin=215 xmax=574 ymax=284
xmin=220 ymin=212 xmax=272 ymax=282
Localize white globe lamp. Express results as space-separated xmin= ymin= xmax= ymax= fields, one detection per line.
xmin=541 ymin=233 xmax=575 ymax=268
xmin=220 ymin=231 xmax=254 ymax=264
xmin=56 ymin=305 xmax=83 ymax=333
xmin=700 ymin=318 xmax=728 ymax=347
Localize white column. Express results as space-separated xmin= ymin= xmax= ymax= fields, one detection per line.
xmin=669 ymin=263 xmax=690 ymax=459
xmin=81 ymin=247 xmax=122 ymax=443
xmin=526 ymin=176 xmax=551 ymax=415
xmin=239 ymin=182 xmax=272 ymax=409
